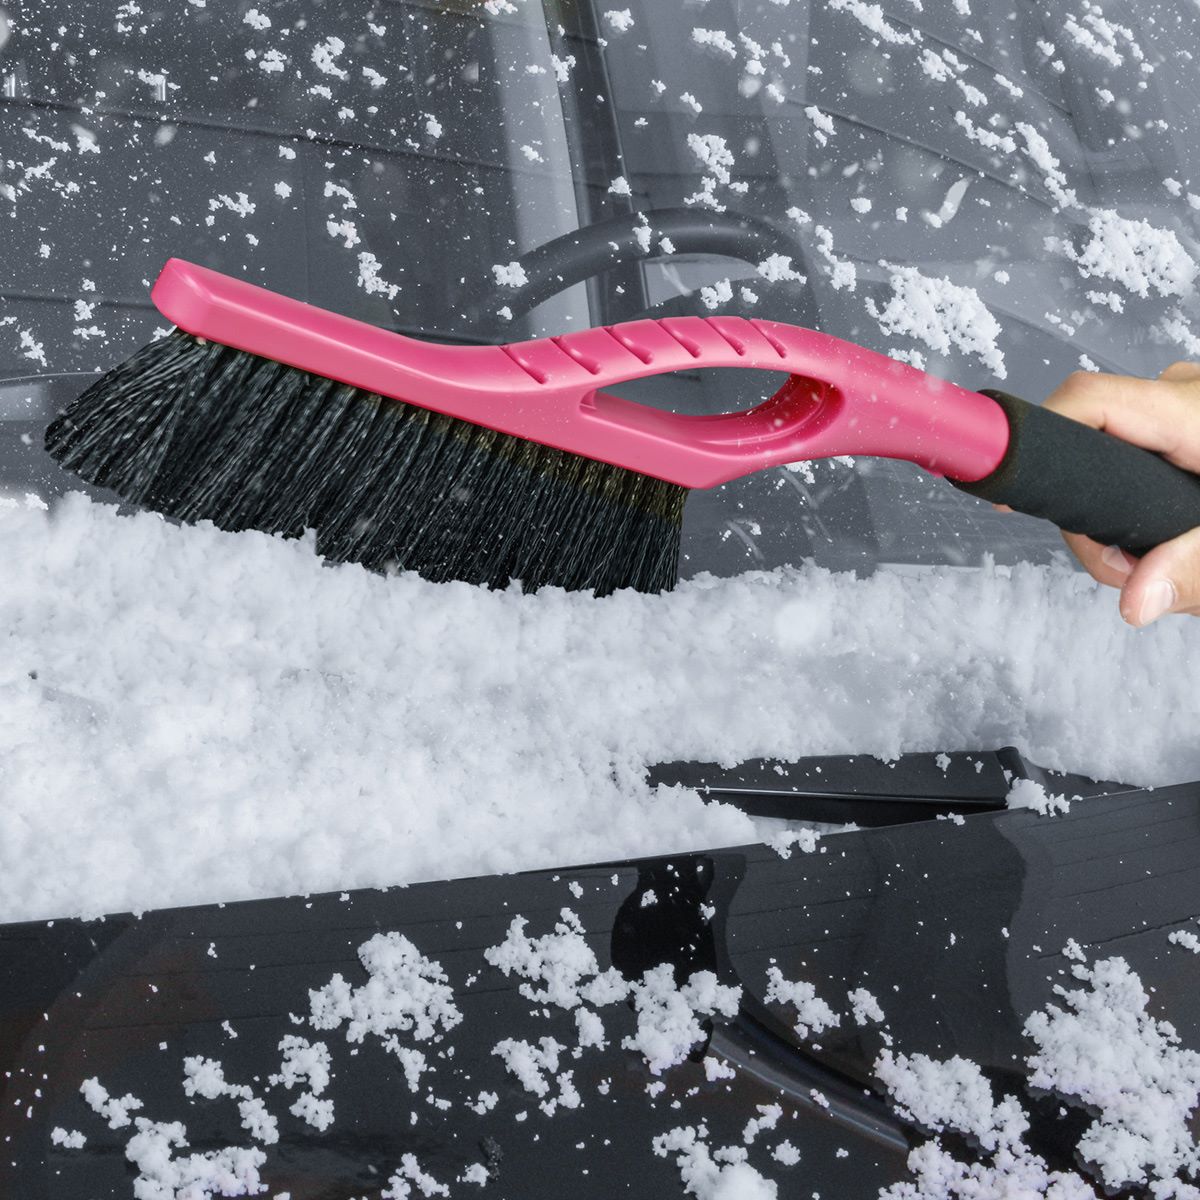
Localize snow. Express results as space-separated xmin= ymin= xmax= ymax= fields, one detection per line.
xmin=756 ymin=254 xmax=804 ymax=285
xmin=700 ymin=278 xmax=733 ymax=310
xmin=653 ymin=1125 xmax=778 ymax=1199
xmin=1169 ymin=929 xmax=1200 ymax=955
xmin=1024 ymin=955 xmax=1200 ymax=1191
xmin=804 ymin=105 xmax=835 ymax=147
xmin=486 ymin=913 xmax=741 ymax=1079
xmin=1006 ymin=778 xmax=1072 ymax=816
xmin=604 ymin=9 xmax=634 ymax=33
xmin=357 ymin=251 xmax=401 ymax=301
xmin=828 ymin=0 xmax=919 ymax=46
xmin=1 ymin=495 xmax=1198 ymax=924
xmin=270 ymin=1037 xmax=333 ymax=1130
xmin=310 ymin=932 xmax=462 ymax=1051
xmin=209 ymin=192 xmax=256 ymax=219
xmin=772 ymin=1140 xmax=800 ymax=1166
xmin=123 ymin=1119 xmax=268 ymax=1200
xmin=686 ymin=133 xmax=736 ymax=209
xmin=875 ymin=949 xmax=1200 ymax=1197
xmin=691 ymin=28 xmax=738 ymax=59
xmin=80 ymin=1077 xmax=143 ymax=1129
xmin=1017 ymin=123 xmax=1079 ymax=210
xmin=624 ymin=966 xmax=741 ymax=1074
xmin=492 ymin=1035 xmax=566 ymax=1099
xmin=484 ymin=909 xmax=606 ymax=1009
xmin=866 ymin=265 xmax=1007 ymax=379
xmin=764 ymin=967 xmax=840 ymax=1039
xmin=382 ymin=1154 xmax=450 ymax=1199
xmin=742 ymin=1104 xmax=782 ymax=1145
xmin=923 ymin=179 xmax=970 ymax=228
xmin=848 ymin=987 xmax=886 ymax=1026
xmin=183 ymin=1057 xmax=279 ymax=1144
xmin=1057 ymin=210 xmax=1198 ymax=300
xmin=491 ymin=260 xmax=529 ymax=288
xmin=311 ymin=36 xmax=348 ymax=80
xmin=765 ymin=826 xmax=820 ymax=858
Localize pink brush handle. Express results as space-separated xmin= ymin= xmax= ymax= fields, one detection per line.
xmin=153 ymin=259 xmax=1009 ymax=488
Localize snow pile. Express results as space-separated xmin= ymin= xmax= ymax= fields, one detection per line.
xmin=1024 ymin=956 xmax=1200 ymax=1191
xmin=269 ymin=1037 xmax=334 ymax=1131
xmin=482 ymin=908 xmax=740 ymax=1077
xmin=876 ymin=949 xmax=1200 ymax=1197
xmin=686 ymin=132 xmax=742 ymax=210
xmin=764 ymin=967 xmax=840 ymax=1040
xmin=1006 ymin=778 xmax=1072 ymax=817
xmin=492 ymin=1035 xmax=574 ymax=1112
xmin=81 ymin=1078 xmax=268 ymax=1200
xmin=309 ymin=931 xmax=461 ymax=1092
xmin=625 ymin=965 xmax=741 ymax=1075
xmin=183 ymin=1057 xmax=278 ymax=1145
xmin=2 ymin=495 xmax=1199 ymax=923
xmin=490 ymin=260 xmax=528 ymax=288
xmin=69 ymin=933 xmax=471 ymax=1196
xmin=382 ymin=1153 xmax=451 ymax=1199
xmin=1057 ymin=210 xmax=1198 ymax=300
xmin=484 ymin=909 xmax=616 ymax=1010
xmin=653 ymin=1124 xmax=779 ymax=1200
xmin=848 ymin=988 xmax=886 ymax=1026
xmin=875 ymin=1050 xmax=1099 ymax=1198
xmin=866 ymin=266 xmax=1007 ymax=378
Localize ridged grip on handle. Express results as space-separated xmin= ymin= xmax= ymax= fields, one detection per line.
xmin=951 ymin=389 xmax=1200 ymax=556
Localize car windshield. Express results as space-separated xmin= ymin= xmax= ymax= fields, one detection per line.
xmin=2 ymin=0 xmax=1198 ymax=576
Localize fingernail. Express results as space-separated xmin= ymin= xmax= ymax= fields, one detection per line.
xmin=1101 ymin=545 xmax=1135 ymax=575
xmin=1137 ymin=579 xmax=1177 ymax=626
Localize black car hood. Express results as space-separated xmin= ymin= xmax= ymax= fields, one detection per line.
xmin=1 ymin=766 xmax=1198 ymax=1198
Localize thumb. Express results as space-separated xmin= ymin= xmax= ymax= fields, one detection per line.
xmin=1119 ymin=525 xmax=1200 ymax=627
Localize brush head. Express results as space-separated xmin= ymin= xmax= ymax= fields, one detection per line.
xmin=44 ymin=330 xmax=686 ymax=595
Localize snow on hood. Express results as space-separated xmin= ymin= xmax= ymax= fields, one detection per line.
xmin=1 ymin=492 xmax=1198 ymax=923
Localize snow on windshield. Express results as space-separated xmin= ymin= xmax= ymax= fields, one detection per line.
xmin=3 ymin=493 xmax=1197 ymax=924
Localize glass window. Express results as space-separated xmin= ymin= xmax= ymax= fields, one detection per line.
xmin=3 ymin=0 xmax=1197 ymax=576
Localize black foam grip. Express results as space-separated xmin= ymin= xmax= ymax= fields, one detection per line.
xmin=951 ymin=389 xmax=1200 ymax=557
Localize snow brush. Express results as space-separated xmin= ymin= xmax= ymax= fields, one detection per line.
xmin=46 ymin=259 xmax=1200 ymax=594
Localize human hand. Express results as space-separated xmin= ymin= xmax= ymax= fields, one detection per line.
xmin=1040 ymin=362 xmax=1200 ymax=627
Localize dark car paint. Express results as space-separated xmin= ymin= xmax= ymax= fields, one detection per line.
xmin=2 ymin=764 xmax=1196 ymax=1197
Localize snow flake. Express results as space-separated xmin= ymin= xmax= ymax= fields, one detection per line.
xmin=492 ymin=261 xmax=529 ymax=289
xmin=865 ymin=265 xmax=1006 ymax=378
xmin=311 ymin=36 xmax=348 ymax=79
xmin=765 ymin=967 xmax=840 ymax=1039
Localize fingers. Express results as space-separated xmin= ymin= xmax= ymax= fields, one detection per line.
xmin=1157 ymin=360 xmax=1200 ymax=383
xmin=1041 ymin=366 xmax=1200 ymax=472
xmin=1118 ymin=525 xmax=1200 ymax=627
xmin=1060 ymin=530 xmax=1138 ymax=590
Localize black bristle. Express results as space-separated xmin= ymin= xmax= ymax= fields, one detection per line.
xmin=44 ymin=330 xmax=686 ymax=595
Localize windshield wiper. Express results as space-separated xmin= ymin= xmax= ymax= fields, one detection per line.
xmin=647 ymin=748 xmax=1133 ymax=826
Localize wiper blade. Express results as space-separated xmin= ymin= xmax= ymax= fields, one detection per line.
xmin=647 ymin=747 xmax=1132 ymax=826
